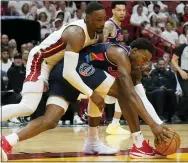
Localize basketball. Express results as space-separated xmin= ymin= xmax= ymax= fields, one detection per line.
xmin=154 ymin=130 xmax=181 ymax=155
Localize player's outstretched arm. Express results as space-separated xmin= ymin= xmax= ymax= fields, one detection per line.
xmin=62 ymin=26 xmax=104 ymax=110
xmin=107 ymin=46 xmax=171 ymax=142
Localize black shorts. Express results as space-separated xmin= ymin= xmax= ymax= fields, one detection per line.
xmin=48 ymin=60 xmax=107 ymax=102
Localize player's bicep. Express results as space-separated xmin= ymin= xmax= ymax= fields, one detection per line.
xmin=103 ymin=22 xmax=115 ymax=42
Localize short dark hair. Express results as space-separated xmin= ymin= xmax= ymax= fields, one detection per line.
xmin=111 ymin=1 xmax=126 ymax=9
xmin=153 ymin=4 xmax=160 ymax=9
xmin=130 ymin=38 xmax=153 ymax=54
xmin=85 ymin=2 xmax=105 ymax=15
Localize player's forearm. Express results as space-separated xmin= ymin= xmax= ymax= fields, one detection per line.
xmin=63 ymin=51 xmax=93 ymax=97
xmin=118 ymin=72 xmax=157 ymax=127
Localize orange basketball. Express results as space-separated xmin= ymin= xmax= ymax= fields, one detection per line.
xmin=154 ymin=130 xmax=181 ymax=155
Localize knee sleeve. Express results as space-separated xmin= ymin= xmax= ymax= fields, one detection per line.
xmin=21 ymin=92 xmax=43 ymax=113
xmin=87 ymin=98 xmax=102 ymax=117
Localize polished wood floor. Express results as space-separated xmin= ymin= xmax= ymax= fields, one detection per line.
xmin=2 ymin=124 xmax=188 ymax=163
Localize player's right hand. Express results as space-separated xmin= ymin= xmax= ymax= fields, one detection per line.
xmin=151 ymin=124 xmax=172 ymax=144
xmin=90 ymin=92 xmax=105 ymax=112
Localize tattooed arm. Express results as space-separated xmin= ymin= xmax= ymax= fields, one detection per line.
xmin=103 ymin=21 xmax=115 ymax=42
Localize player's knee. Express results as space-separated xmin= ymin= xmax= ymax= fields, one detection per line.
xmin=43 ymin=119 xmax=58 ymax=129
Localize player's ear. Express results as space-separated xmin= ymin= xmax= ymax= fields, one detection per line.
xmin=85 ymin=14 xmax=89 ymax=23
xmin=112 ymin=9 xmax=115 ymax=15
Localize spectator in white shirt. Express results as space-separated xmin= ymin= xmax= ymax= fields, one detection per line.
xmin=80 ymin=1 xmax=87 ymax=19
xmin=66 ymin=1 xmax=77 ymax=16
xmin=1 ymin=48 xmax=12 ymax=73
xmin=179 ymin=22 xmax=188 ymax=44
xmin=19 ymin=2 xmax=35 ymax=20
xmin=69 ymin=9 xmax=83 ymax=23
xmin=176 ymin=1 xmax=186 ymax=15
xmin=57 ymin=1 xmax=71 ymax=24
xmin=37 ymin=1 xmax=56 ymax=23
xmin=161 ymin=21 xmax=179 ymax=49
xmin=132 ymin=2 xmax=148 ymax=16
xmin=148 ymin=1 xmax=168 ymax=13
xmin=148 ymin=4 xmax=167 ymax=28
xmin=130 ymin=5 xmax=150 ymax=26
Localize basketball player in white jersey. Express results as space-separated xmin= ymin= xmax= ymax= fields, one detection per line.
xmin=103 ymin=2 xmax=164 ymax=135
xmin=1 ymin=2 xmax=106 ymax=123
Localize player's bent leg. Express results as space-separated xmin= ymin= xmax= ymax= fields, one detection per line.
xmin=1 ymin=92 xmax=43 ymax=122
xmin=83 ymin=98 xmax=117 ymax=155
xmin=1 ymin=96 xmax=69 ymax=161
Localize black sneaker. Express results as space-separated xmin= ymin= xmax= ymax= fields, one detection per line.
xmin=171 ymin=115 xmax=182 ymax=124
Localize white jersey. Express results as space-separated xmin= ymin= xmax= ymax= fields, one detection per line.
xmin=25 ymin=19 xmax=99 ymax=82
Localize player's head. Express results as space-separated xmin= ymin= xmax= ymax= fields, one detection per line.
xmin=129 ymin=38 xmax=153 ymax=67
xmin=85 ymin=2 xmax=106 ymax=33
xmin=111 ymin=1 xmax=126 ymax=22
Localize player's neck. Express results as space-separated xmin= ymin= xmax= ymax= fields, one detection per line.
xmin=86 ymin=24 xmax=96 ymax=39
xmin=111 ymin=16 xmax=121 ymax=27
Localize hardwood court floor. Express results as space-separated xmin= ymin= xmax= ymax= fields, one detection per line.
xmin=2 ymin=124 xmax=188 ymax=163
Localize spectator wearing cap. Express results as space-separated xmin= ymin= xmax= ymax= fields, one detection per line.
xmin=179 ymin=22 xmax=188 ymax=44
xmin=148 ymin=4 xmax=168 ymax=28
xmin=52 ymin=18 xmax=63 ymax=31
xmin=130 ymin=5 xmax=149 ymax=26
xmin=132 ymin=2 xmax=148 ymax=16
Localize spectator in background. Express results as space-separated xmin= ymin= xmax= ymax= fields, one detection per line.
xmin=69 ymin=9 xmax=83 ymax=23
xmin=26 ymin=42 xmax=34 ymax=52
xmin=132 ymin=2 xmax=148 ymax=16
xmin=52 ymin=18 xmax=63 ymax=31
xmin=37 ymin=12 xmax=51 ymax=39
xmin=180 ymin=6 xmax=188 ymax=24
xmin=66 ymin=1 xmax=77 ymax=17
xmin=1 ymin=34 xmax=9 ymax=49
xmin=161 ymin=21 xmax=179 ymax=50
xmin=7 ymin=55 xmax=25 ymax=96
xmin=179 ymin=22 xmax=188 ymax=44
xmin=21 ymin=44 xmax=27 ymax=53
xmin=130 ymin=5 xmax=149 ymax=26
xmin=80 ymin=1 xmax=87 ymax=19
xmin=148 ymin=4 xmax=167 ymax=28
xmin=8 ymin=5 xmax=19 ymax=16
xmin=57 ymin=1 xmax=71 ymax=23
xmin=165 ymin=6 xmax=179 ymax=26
xmin=22 ymin=49 xmax=29 ymax=67
xmin=171 ymin=44 xmax=188 ymax=122
xmin=150 ymin=58 xmax=179 ymax=122
xmin=148 ymin=1 xmax=168 ymax=13
xmin=8 ymin=39 xmax=18 ymax=60
xmin=37 ymin=1 xmax=56 ymax=23
xmin=163 ymin=53 xmax=171 ymax=70
xmin=19 ymin=2 xmax=35 ymax=20
xmin=176 ymin=1 xmax=187 ymax=17
xmin=1 ymin=48 xmax=12 ymax=73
